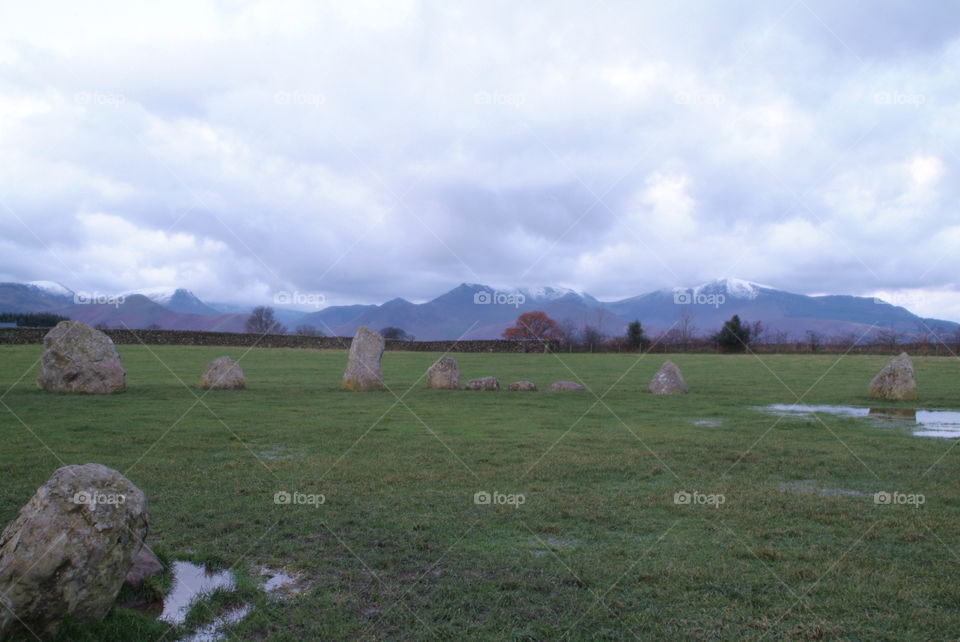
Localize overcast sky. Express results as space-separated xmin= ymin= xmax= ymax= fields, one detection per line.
xmin=1 ymin=1 xmax=959 ymax=317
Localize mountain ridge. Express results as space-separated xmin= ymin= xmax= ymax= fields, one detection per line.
xmin=2 ymin=279 xmax=956 ymax=340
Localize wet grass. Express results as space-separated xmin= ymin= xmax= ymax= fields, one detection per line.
xmin=1 ymin=345 xmax=959 ymax=640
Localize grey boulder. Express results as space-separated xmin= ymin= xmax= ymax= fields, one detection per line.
xmin=868 ymin=352 xmax=917 ymax=400
xmin=342 ymin=327 xmax=386 ymax=391
xmin=649 ymin=361 xmax=688 ymax=395
xmin=36 ymin=321 xmax=126 ymax=393
xmin=426 ymin=357 xmax=459 ymax=389
xmin=198 ymin=356 xmax=245 ymax=390
xmin=466 ymin=377 xmax=500 ymax=391
xmin=549 ymin=381 xmax=586 ymax=391
xmin=0 ymin=464 xmax=149 ymax=639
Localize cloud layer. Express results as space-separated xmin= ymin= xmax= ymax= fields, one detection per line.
xmin=1 ymin=0 xmax=958 ymax=318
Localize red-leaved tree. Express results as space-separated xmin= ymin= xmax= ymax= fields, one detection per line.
xmin=502 ymin=311 xmax=560 ymax=341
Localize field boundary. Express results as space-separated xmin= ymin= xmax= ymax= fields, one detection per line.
xmin=0 ymin=327 xmax=553 ymax=352
xmin=0 ymin=327 xmax=953 ymax=355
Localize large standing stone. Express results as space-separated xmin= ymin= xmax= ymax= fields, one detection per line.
xmin=649 ymin=361 xmax=688 ymax=395
xmin=466 ymin=376 xmax=500 ymax=391
xmin=198 ymin=356 xmax=245 ymax=390
xmin=36 ymin=321 xmax=126 ymax=393
xmin=549 ymin=381 xmax=586 ymax=391
xmin=0 ymin=464 xmax=149 ymax=639
xmin=508 ymin=380 xmax=538 ymax=391
xmin=342 ymin=327 xmax=386 ymax=391
xmin=868 ymin=352 xmax=917 ymax=400
xmin=426 ymin=357 xmax=459 ymax=389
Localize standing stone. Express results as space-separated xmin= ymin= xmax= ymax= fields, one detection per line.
xmin=0 ymin=464 xmax=149 ymax=640
xmin=508 ymin=381 xmax=538 ymax=391
xmin=549 ymin=381 xmax=586 ymax=391
xmin=342 ymin=327 xmax=386 ymax=391
xmin=868 ymin=352 xmax=917 ymax=400
xmin=426 ymin=357 xmax=459 ymax=389
xmin=36 ymin=321 xmax=126 ymax=393
xmin=198 ymin=356 xmax=245 ymax=390
xmin=466 ymin=377 xmax=500 ymax=391
xmin=649 ymin=361 xmax=688 ymax=395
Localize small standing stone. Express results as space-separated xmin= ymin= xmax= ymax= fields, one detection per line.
xmin=549 ymin=381 xmax=586 ymax=391
xmin=466 ymin=376 xmax=500 ymax=391
xmin=342 ymin=327 xmax=386 ymax=391
xmin=426 ymin=357 xmax=460 ymax=389
xmin=649 ymin=361 xmax=688 ymax=395
xmin=0 ymin=464 xmax=149 ymax=639
xmin=198 ymin=356 xmax=245 ymax=390
xmin=124 ymin=544 xmax=164 ymax=588
xmin=36 ymin=321 xmax=126 ymax=393
xmin=868 ymin=352 xmax=917 ymax=400
xmin=508 ymin=381 xmax=538 ymax=391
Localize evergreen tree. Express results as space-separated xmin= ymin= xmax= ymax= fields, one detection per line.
xmin=713 ymin=314 xmax=751 ymax=353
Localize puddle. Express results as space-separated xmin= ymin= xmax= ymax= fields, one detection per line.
xmin=778 ymin=479 xmax=867 ymax=497
xmin=691 ymin=419 xmax=722 ymax=427
xmin=160 ymin=562 xmax=235 ymax=626
xmin=140 ymin=562 xmax=305 ymax=639
xmin=261 ymin=566 xmax=303 ymax=595
xmin=912 ymin=410 xmax=960 ymax=438
xmin=253 ymin=445 xmax=305 ymax=461
xmin=759 ymin=404 xmax=960 ymax=439
xmin=180 ymin=605 xmax=249 ymax=642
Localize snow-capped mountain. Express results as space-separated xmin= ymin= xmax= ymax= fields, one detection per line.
xmin=118 ymin=287 xmax=219 ymax=315
xmin=674 ymin=278 xmax=775 ymax=301
xmin=25 ymin=281 xmax=75 ymax=299
xmin=2 ymin=278 xmax=956 ymax=339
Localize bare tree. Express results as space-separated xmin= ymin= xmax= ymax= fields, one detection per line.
xmin=670 ymin=307 xmax=696 ymax=352
xmin=246 ymin=306 xmax=287 ymax=334
xmin=875 ymin=328 xmax=901 ymax=353
xmin=805 ymin=330 xmax=823 ymax=353
xmin=582 ymin=325 xmax=606 ymax=352
xmin=772 ymin=329 xmax=790 ymax=352
xmin=555 ymin=318 xmax=579 ymax=352
xmin=830 ymin=331 xmax=859 ymax=351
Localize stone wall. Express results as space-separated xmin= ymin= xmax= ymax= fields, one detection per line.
xmin=0 ymin=328 xmax=553 ymax=352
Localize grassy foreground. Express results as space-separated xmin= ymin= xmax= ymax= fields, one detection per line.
xmin=1 ymin=345 xmax=959 ymax=640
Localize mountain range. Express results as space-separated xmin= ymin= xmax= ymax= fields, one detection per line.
xmin=1 ymin=278 xmax=956 ymax=341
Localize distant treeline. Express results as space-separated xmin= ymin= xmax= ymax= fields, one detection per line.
xmin=0 ymin=312 xmax=70 ymax=327
xmin=0 ymin=326 xmax=958 ymax=356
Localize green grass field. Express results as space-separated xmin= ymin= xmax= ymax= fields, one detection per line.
xmin=1 ymin=345 xmax=959 ymax=640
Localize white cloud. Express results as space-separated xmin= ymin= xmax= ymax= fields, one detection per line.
xmin=0 ymin=0 xmax=958 ymax=315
